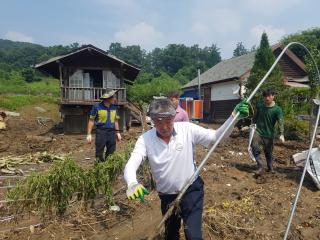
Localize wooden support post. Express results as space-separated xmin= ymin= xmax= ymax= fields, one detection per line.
xmin=121 ymin=106 xmax=126 ymax=132
xmin=58 ymin=61 xmax=63 ymax=103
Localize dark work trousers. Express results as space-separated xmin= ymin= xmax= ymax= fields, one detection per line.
xmin=159 ymin=177 xmax=204 ymax=240
xmin=251 ymin=133 xmax=274 ymax=170
xmin=95 ymin=128 xmax=116 ymax=162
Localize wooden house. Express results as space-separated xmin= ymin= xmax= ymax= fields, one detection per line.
xmin=181 ymin=44 xmax=309 ymax=122
xmin=35 ymin=45 xmax=140 ymax=133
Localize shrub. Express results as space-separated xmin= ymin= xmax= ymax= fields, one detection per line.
xmin=284 ymin=118 xmax=309 ymax=140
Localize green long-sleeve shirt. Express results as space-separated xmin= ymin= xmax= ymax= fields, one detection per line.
xmin=253 ymin=101 xmax=284 ymax=138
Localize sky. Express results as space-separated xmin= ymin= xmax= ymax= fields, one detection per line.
xmin=0 ymin=0 xmax=319 ymax=59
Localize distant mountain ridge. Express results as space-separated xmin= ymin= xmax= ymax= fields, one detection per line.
xmin=0 ymin=39 xmax=78 ymax=69
xmin=0 ymin=39 xmax=44 ymax=51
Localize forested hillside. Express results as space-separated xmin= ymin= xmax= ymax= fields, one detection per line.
xmin=0 ymin=40 xmax=79 ymax=96
xmin=0 ymin=39 xmax=222 ymax=100
xmin=0 ymin=39 xmax=79 ymax=69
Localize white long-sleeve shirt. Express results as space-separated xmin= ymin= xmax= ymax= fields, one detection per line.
xmin=124 ymin=116 xmax=235 ymax=194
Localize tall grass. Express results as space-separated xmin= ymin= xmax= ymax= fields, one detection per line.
xmin=0 ymin=95 xmax=58 ymax=110
xmin=0 ymin=72 xmax=59 ymax=110
xmin=0 ymin=78 xmax=59 ymax=96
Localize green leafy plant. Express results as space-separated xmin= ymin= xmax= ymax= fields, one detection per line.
xmin=283 ymin=118 xmax=309 ymax=140
xmin=7 ymin=142 xmax=133 ymax=216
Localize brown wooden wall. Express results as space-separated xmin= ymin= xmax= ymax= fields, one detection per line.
xmin=274 ymin=48 xmax=306 ymax=79
xmin=203 ymin=88 xmax=211 ymax=121
xmin=208 ymin=99 xmax=240 ymax=122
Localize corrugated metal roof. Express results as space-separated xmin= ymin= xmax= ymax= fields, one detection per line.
xmin=182 ymin=51 xmax=256 ymax=89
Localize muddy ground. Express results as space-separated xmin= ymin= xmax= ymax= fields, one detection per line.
xmin=0 ymin=103 xmax=319 ymax=240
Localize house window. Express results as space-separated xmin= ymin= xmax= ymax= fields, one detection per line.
xmin=103 ymin=70 xmax=120 ymax=89
xmin=69 ymin=70 xmax=83 ymax=87
xmin=68 ymin=70 xmax=83 ymax=100
xmin=200 ymin=88 xmax=204 ymax=100
xmin=83 ymin=70 xmax=103 ymax=88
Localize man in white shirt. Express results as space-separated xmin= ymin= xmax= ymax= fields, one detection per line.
xmin=124 ymin=98 xmax=249 ymax=240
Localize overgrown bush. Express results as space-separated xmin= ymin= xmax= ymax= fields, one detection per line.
xmin=284 ymin=118 xmax=309 ymax=140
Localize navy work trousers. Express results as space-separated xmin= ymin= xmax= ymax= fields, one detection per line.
xmin=159 ymin=177 xmax=204 ymax=240
xmin=95 ymin=128 xmax=116 ymax=162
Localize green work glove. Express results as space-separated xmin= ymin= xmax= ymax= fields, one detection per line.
xmin=233 ymin=100 xmax=249 ymax=118
xmin=126 ymin=183 xmax=149 ymax=202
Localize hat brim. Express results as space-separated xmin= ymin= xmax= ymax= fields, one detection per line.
xmin=100 ymin=95 xmax=114 ymax=100
xmin=100 ymin=90 xmax=118 ymax=99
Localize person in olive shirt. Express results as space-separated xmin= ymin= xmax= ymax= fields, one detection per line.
xmin=251 ymin=88 xmax=285 ymax=174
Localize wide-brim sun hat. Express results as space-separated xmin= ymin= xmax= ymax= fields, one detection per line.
xmin=100 ymin=89 xmax=118 ymax=99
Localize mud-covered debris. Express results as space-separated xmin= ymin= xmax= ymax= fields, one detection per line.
xmin=4 ymin=111 xmax=20 ymax=117
xmin=34 ymin=106 xmax=46 ymax=113
xmin=26 ymin=135 xmax=53 ymax=143
xmin=0 ymin=152 xmax=65 ymax=175
xmin=0 ymin=111 xmax=7 ymax=130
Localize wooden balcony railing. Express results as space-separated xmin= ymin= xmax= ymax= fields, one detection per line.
xmin=61 ymin=87 xmax=126 ymax=104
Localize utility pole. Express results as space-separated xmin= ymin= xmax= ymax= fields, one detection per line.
xmin=198 ymin=68 xmax=201 ymax=100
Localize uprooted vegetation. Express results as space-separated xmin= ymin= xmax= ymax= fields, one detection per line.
xmin=6 ymin=142 xmax=133 ymax=216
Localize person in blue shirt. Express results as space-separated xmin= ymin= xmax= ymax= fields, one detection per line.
xmin=86 ymin=89 xmax=121 ymax=162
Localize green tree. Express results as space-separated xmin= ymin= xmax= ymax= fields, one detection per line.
xmin=245 ymin=32 xmax=286 ymax=107
xmin=108 ymin=42 xmax=122 ymax=56
xmin=174 ymin=66 xmax=195 ymax=85
xmin=282 ymin=28 xmax=320 ymax=60
xmin=21 ymin=68 xmax=36 ymax=82
xmin=233 ymin=42 xmax=248 ymax=57
xmin=202 ymin=44 xmax=221 ymax=68
xmin=108 ymin=42 xmax=146 ymax=66
xmin=135 ymin=71 xmax=154 ymax=84
xmin=127 ymin=71 xmax=180 ymax=102
xmin=159 ymin=44 xmax=190 ymax=75
xmin=108 ymin=42 xmax=221 ymax=78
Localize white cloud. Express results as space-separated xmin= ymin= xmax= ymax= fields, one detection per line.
xmin=243 ymin=0 xmax=302 ymax=15
xmin=191 ymin=23 xmax=209 ymax=36
xmin=114 ymin=22 xmax=163 ymax=48
xmin=191 ymin=8 xmax=242 ymax=37
xmin=250 ymin=24 xmax=286 ymax=44
xmin=4 ymin=31 xmax=34 ymax=43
